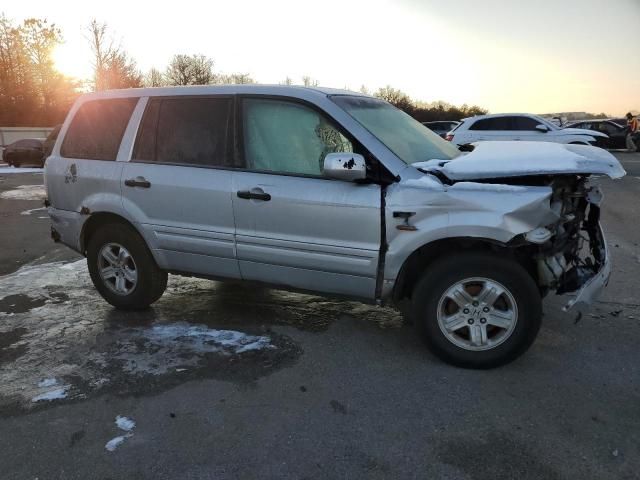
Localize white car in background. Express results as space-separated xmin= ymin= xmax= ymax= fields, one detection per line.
xmin=446 ymin=113 xmax=608 ymax=147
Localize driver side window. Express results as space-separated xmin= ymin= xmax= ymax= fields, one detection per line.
xmin=241 ymin=98 xmax=352 ymax=176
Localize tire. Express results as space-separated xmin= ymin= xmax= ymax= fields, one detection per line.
xmin=411 ymin=252 xmax=542 ymax=369
xmin=87 ymin=222 xmax=167 ymax=310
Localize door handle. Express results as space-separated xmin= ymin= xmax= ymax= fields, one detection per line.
xmin=237 ymin=190 xmax=271 ymax=201
xmin=124 ymin=178 xmax=151 ymax=188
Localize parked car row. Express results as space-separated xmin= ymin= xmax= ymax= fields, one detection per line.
xmin=441 ymin=113 xmax=608 ymax=147
xmin=1 ymin=125 xmax=61 ymax=167
xmin=422 ymin=113 xmax=634 ymax=151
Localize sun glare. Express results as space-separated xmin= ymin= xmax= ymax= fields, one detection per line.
xmin=52 ymin=43 xmax=92 ymax=80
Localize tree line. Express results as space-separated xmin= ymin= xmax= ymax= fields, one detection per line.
xmin=0 ymin=14 xmax=487 ymax=127
xmin=0 ymin=16 xmax=78 ymax=126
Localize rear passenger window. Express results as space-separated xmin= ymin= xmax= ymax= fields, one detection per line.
xmin=133 ymin=97 xmax=231 ymax=167
xmin=61 ymin=98 xmax=137 ymax=160
xmin=469 ymin=117 xmax=512 ymax=131
xmin=512 ymin=116 xmax=541 ymax=130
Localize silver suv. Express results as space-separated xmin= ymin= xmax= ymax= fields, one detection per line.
xmin=45 ymin=85 xmax=625 ymax=368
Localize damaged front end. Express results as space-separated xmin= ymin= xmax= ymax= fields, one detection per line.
xmin=524 ymin=177 xmax=610 ymax=310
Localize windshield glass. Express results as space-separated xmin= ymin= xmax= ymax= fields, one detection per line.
xmin=331 ymin=95 xmax=461 ymax=164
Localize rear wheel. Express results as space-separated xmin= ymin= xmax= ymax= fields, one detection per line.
xmin=87 ymin=223 xmax=167 ymax=310
xmin=411 ymin=252 xmax=542 ymax=369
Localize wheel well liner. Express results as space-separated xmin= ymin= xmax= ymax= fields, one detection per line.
xmin=392 ymin=237 xmax=539 ymax=303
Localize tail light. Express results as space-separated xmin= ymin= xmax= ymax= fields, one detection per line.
xmin=445 ymin=134 xmax=453 ymax=142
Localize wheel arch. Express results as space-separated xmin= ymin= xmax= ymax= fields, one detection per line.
xmin=80 ymin=212 xmax=145 ymax=255
xmin=391 ymin=236 xmax=539 ymax=304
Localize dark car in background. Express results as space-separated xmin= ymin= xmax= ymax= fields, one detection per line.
xmin=422 ymin=120 xmax=460 ymax=138
xmin=2 ymin=138 xmax=45 ymax=167
xmin=564 ymin=119 xmax=628 ymax=149
xmin=609 ymin=118 xmax=628 ymax=128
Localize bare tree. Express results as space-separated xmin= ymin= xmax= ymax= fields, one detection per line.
xmin=374 ymin=85 xmax=414 ymax=112
xmin=87 ymin=20 xmax=142 ymax=90
xmin=280 ymin=76 xmax=293 ymax=85
xmin=302 ymin=75 xmax=318 ymax=87
xmin=165 ymin=54 xmax=214 ymax=86
xmin=144 ymin=67 xmax=165 ymax=87
xmin=217 ymin=73 xmax=255 ymax=84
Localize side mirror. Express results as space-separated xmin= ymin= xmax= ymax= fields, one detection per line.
xmin=535 ymin=124 xmax=549 ymax=132
xmin=323 ymin=153 xmax=366 ymax=181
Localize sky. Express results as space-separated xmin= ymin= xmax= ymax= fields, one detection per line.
xmin=6 ymin=0 xmax=640 ymax=115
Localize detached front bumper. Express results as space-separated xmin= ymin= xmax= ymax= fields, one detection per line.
xmin=563 ymin=225 xmax=610 ymax=311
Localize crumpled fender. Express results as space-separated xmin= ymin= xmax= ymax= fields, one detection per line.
xmin=382 ymin=180 xmax=559 ymax=297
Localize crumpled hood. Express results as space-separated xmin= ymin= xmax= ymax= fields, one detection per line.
xmin=414 ymin=141 xmax=626 ymax=181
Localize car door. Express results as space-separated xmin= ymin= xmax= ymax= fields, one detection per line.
xmin=121 ymin=95 xmax=240 ymax=279
xmin=599 ymin=122 xmax=625 ymax=149
xmin=512 ymin=116 xmax=550 ymax=142
xmin=232 ymin=97 xmax=381 ymax=300
xmin=467 ymin=117 xmax=513 ymax=142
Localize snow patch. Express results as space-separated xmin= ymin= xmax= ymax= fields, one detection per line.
xmin=106 ymin=415 xmax=136 ymax=452
xmin=411 ymin=159 xmax=451 ymax=169
xmin=439 ymin=141 xmax=626 ymax=180
xmin=32 ymin=386 xmax=68 ymax=402
xmin=402 ymin=175 xmax=444 ymax=190
xmin=0 ymin=167 xmax=43 ymax=174
xmin=147 ymin=323 xmax=272 ymax=354
xmin=105 ymin=323 xmax=274 ymax=376
xmin=115 ymin=416 xmax=136 ymax=432
xmin=105 ymin=435 xmax=129 ymax=452
xmin=0 ymin=184 xmax=46 ymax=200
xmin=37 ymin=378 xmax=58 ymax=388
xmin=20 ymin=207 xmax=47 ymax=216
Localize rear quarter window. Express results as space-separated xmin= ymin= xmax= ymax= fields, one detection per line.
xmin=61 ymin=98 xmax=138 ymax=160
xmin=450 ymin=121 xmax=464 ymax=132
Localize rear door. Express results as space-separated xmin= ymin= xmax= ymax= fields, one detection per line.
xmin=121 ymin=96 xmax=240 ymax=279
xmin=231 ymin=97 xmax=381 ymax=299
xmin=467 ymin=117 xmax=514 ymax=142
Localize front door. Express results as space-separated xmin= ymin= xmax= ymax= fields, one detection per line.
xmin=512 ymin=116 xmax=552 ymax=142
xmin=232 ymin=97 xmax=381 ymax=299
xmin=121 ymin=96 xmax=240 ymax=279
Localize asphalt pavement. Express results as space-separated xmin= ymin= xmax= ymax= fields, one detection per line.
xmin=0 ymin=154 xmax=639 ymax=480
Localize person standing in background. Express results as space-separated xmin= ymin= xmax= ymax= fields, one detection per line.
xmin=626 ymin=112 xmax=638 ymax=152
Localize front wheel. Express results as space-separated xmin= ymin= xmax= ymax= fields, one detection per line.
xmin=411 ymin=252 xmax=542 ymax=369
xmin=87 ymin=223 xmax=168 ymax=310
